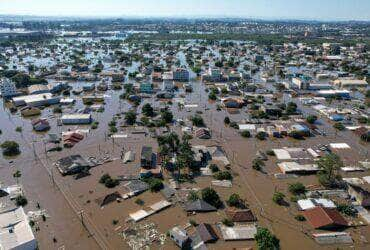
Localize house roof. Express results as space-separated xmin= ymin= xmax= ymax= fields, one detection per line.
xmin=303 ymin=207 xmax=348 ymax=229
xmin=196 ymin=223 xmax=218 ymax=243
xmin=185 ymin=200 xmax=217 ymax=212
xmin=225 ymin=208 xmax=256 ymax=222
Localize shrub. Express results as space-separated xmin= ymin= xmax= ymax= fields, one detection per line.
xmin=272 ymin=192 xmax=285 ymax=205
xmin=191 ymin=115 xmax=205 ymax=127
xmin=255 ymin=227 xmax=280 ymax=250
xmin=214 ymin=171 xmax=232 ymax=180
xmin=222 ymin=218 xmax=234 ymax=227
xmin=224 ymin=116 xmax=230 ymax=125
xmin=53 ymin=106 xmax=62 ymax=113
xmin=306 ymin=115 xmax=317 ymax=124
xmin=266 ymin=149 xmax=275 ymax=156
xmin=241 ymin=130 xmax=251 ymax=138
xmin=295 ymin=215 xmax=306 ymax=221
xmin=333 ymin=122 xmax=345 ymax=131
xmin=252 ymin=158 xmax=264 ymax=171
xmin=188 ymin=190 xmax=199 ymax=201
xmin=15 ymin=195 xmax=28 ymax=207
xmin=227 ymin=193 xmax=244 ymax=208
xmin=1 ymin=141 xmax=20 ymax=156
xmin=209 ymin=164 xmax=219 ymax=173
xmin=148 ymin=178 xmax=163 ymax=192
xmin=255 ymin=131 xmax=267 ymax=140
xmin=99 ymin=174 xmax=119 ymax=188
xmin=288 ymin=182 xmax=306 ymax=195
xmin=201 ymin=187 xmax=222 ymax=208
xmin=337 ymin=204 xmax=357 ymax=217
xmin=135 ymin=198 xmax=144 ymax=206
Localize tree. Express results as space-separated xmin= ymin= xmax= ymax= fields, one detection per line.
xmin=191 ymin=115 xmax=205 ymax=127
xmin=255 ymin=131 xmax=267 ymax=140
xmin=148 ymin=178 xmax=163 ymax=192
xmin=306 ymin=115 xmax=317 ymax=124
xmin=252 ymin=158 xmax=264 ymax=171
xmin=255 ymin=227 xmax=280 ymax=250
xmin=161 ymin=109 xmax=173 ymax=123
xmin=272 ymin=192 xmax=285 ymax=205
xmin=15 ymin=195 xmax=28 ymax=207
xmin=288 ymin=182 xmax=306 ymax=195
xmin=188 ymin=191 xmax=199 ymax=201
xmin=241 ymin=130 xmax=251 ymax=138
xmin=317 ymin=153 xmax=343 ymax=188
xmin=142 ymin=103 xmax=154 ymax=117
xmin=1 ymin=141 xmax=20 ymax=156
xmin=208 ymin=91 xmax=217 ymax=100
xmin=201 ymin=187 xmax=222 ymax=208
xmin=333 ymin=122 xmax=345 ymax=131
xmin=99 ymin=174 xmax=119 ymax=188
xmin=227 ymin=193 xmax=244 ymax=208
xmin=286 ymin=102 xmax=297 ymax=115
xmin=214 ymin=171 xmax=232 ymax=180
xmin=125 ymin=110 xmax=136 ymax=125
xmin=224 ymin=116 xmax=230 ymax=125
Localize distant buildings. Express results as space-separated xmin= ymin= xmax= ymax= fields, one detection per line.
xmin=12 ymin=93 xmax=60 ymax=107
xmin=61 ymin=114 xmax=92 ymax=125
xmin=173 ymin=68 xmax=189 ymax=82
xmin=333 ymin=78 xmax=368 ymax=89
xmin=162 ymin=72 xmax=174 ymax=91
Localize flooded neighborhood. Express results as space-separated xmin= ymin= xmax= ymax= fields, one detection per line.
xmin=0 ymin=3 xmax=370 ymax=250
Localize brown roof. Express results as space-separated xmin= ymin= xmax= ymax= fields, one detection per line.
xmin=303 ymin=207 xmax=347 ymax=229
xmin=226 ymin=208 xmax=256 ymax=222
xmin=195 ymin=223 xmax=218 ymax=243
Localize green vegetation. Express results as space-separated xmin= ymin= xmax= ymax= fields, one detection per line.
xmin=255 ymin=227 xmax=280 ymax=250
xmin=294 ymin=215 xmax=306 ymax=221
xmin=317 ymin=153 xmax=343 ymax=188
xmin=288 ymin=182 xmax=306 ymax=196
xmin=306 ymin=115 xmax=318 ymax=124
xmin=201 ymin=187 xmax=222 ymax=208
xmin=227 ymin=193 xmax=244 ymax=208
xmin=241 ymin=130 xmax=251 ymax=138
xmin=15 ymin=195 xmax=28 ymax=207
xmin=188 ymin=190 xmax=199 ymax=201
xmin=255 ymin=131 xmax=267 ymax=140
xmin=1 ymin=141 xmax=20 ymax=156
xmin=222 ymin=218 xmax=234 ymax=227
xmin=191 ymin=114 xmax=205 ymax=127
xmin=99 ymin=174 xmax=120 ymax=188
xmin=333 ymin=122 xmax=345 ymax=131
xmin=147 ymin=178 xmax=164 ymax=192
xmin=224 ymin=116 xmax=230 ymax=125
xmin=209 ymin=164 xmax=219 ymax=173
xmin=125 ymin=110 xmax=137 ymax=125
xmin=337 ymin=204 xmax=357 ymax=217
xmin=213 ymin=171 xmax=232 ymax=180
xmin=142 ymin=103 xmax=155 ymax=117
xmin=272 ymin=192 xmax=285 ymax=205
xmin=252 ymin=158 xmax=264 ymax=171
xmin=15 ymin=127 xmax=22 ymax=133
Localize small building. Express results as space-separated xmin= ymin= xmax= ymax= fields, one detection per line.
xmin=333 ymin=78 xmax=368 ymax=89
xmin=196 ymin=223 xmax=218 ymax=243
xmin=303 ymin=207 xmax=348 ymax=230
xmin=0 ymin=207 xmax=37 ymax=250
xmin=297 ymin=198 xmax=336 ymax=211
xmin=20 ymin=106 xmax=41 ymax=117
xmin=31 ymin=118 xmax=50 ymax=132
xmin=169 ymin=226 xmax=190 ymax=248
xmin=195 ymin=128 xmax=211 ymax=139
xmin=219 ymin=224 xmax=257 ymax=241
xmin=55 ymin=155 xmax=90 ymax=175
xmin=162 ymin=71 xmax=174 ymax=91
xmin=61 ymin=114 xmax=92 ymax=125
xmin=225 ymin=208 xmax=256 ymax=222
xmin=173 ymin=68 xmax=190 ymax=82
xmin=347 ymin=184 xmax=370 ymax=208
xmin=27 ymin=84 xmax=50 ymax=95
xmin=12 ymin=93 xmax=60 ymax=107
xmin=140 ymin=82 xmax=153 ymax=93
xmin=184 ymin=200 xmax=217 ymax=213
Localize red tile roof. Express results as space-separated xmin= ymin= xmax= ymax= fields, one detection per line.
xmin=303 ymin=207 xmax=347 ymax=229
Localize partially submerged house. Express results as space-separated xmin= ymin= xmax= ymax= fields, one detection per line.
xmin=303 ymin=207 xmax=348 ymax=230
xmin=225 ymin=208 xmax=256 ymax=222
xmin=169 ymin=226 xmax=190 ymax=248
xmin=195 ymin=223 xmax=218 ymax=243
xmin=55 ymin=155 xmax=90 ymax=175
xmin=185 ymin=200 xmax=217 ymax=213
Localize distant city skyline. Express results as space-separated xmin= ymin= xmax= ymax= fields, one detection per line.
xmin=0 ymin=0 xmax=369 ymax=21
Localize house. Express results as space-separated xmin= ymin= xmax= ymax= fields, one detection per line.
xmin=169 ymin=226 xmax=190 ymax=248
xmin=20 ymin=106 xmax=41 ymax=117
xmin=0 ymin=78 xmax=18 ymax=98
xmin=140 ymin=82 xmax=153 ymax=93
xmin=195 ymin=128 xmax=211 ymax=139
xmin=61 ymin=114 xmax=92 ymax=125
xmin=219 ymin=224 xmax=257 ymax=241
xmin=27 ymin=84 xmax=50 ymax=95
xmin=162 ymin=71 xmax=174 ymax=91
xmin=173 ymin=68 xmax=190 ymax=82
xmin=225 ymin=208 xmax=256 ymax=222
xmin=55 ymin=155 xmax=90 ymax=175
xmin=333 ymin=78 xmax=368 ymax=89
xmin=31 ymin=118 xmax=50 ymax=132
xmin=347 ymin=184 xmax=370 ymax=208
xmin=303 ymin=207 xmax=348 ymax=230
xmin=260 ymin=105 xmax=282 ymax=117
xmin=184 ymin=200 xmax=217 ymax=213
xmin=195 ymin=223 xmax=218 ymax=243
xmin=297 ymin=199 xmax=336 ymax=211
xmin=278 ymin=162 xmax=319 ymax=174
xmin=63 ymin=132 xmax=84 ymax=147
xmin=140 ymin=146 xmax=153 ymax=168
xmin=12 ymin=93 xmax=60 ymax=107
xmin=0 ymin=207 xmax=37 ymax=250
xmin=82 ymin=83 xmax=95 ymax=91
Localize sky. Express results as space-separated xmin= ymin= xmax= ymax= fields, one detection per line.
xmin=0 ymin=0 xmax=369 ymax=21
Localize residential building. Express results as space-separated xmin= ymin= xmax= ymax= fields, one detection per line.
xmin=162 ymin=72 xmax=174 ymax=90
xmin=173 ymin=68 xmax=189 ymax=82
xmin=169 ymin=226 xmax=190 ymax=248
xmin=61 ymin=114 xmax=92 ymax=125
xmin=140 ymin=82 xmax=153 ymax=93
xmin=0 ymin=78 xmax=17 ymax=98
xmin=303 ymin=207 xmax=348 ymax=230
